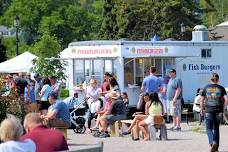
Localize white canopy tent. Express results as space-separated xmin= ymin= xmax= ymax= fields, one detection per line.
xmin=0 ymin=51 xmax=37 ymax=73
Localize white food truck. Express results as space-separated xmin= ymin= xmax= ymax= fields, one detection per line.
xmin=61 ymin=25 xmax=228 ymax=107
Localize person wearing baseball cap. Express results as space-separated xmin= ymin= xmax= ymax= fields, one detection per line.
xmin=41 ymin=92 xmax=71 ymax=128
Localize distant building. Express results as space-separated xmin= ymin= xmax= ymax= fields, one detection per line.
xmin=0 ymin=26 xmax=14 ymax=37
xmin=209 ymin=21 xmax=228 ymax=41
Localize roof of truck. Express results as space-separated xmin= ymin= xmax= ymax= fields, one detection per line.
xmin=69 ymin=40 xmax=228 ymax=47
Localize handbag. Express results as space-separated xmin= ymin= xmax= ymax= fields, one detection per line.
xmin=153 ymin=115 xmax=164 ymax=125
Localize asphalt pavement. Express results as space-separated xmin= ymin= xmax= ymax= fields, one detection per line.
xmin=67 ymin=122 xmax=228 ymax=152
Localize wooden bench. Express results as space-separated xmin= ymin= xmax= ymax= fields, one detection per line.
xmin=148 ymin=124 xmax=167 ymax=141
xmin=148 ymin=116 xmax=167 ymax=141
xmin=110 ymin=121 xmax=122 ymax=137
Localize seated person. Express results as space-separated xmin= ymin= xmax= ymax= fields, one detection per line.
xmin=90 ymin=96 xmax=110 ymax=130
xmin=122 ymin=92 xmax=129 ymax=112
xmin=86 ymin=79 xmax=102 ymax=130
xmin=122 ymin=93 xmax=151 ymax=137
xmin=96 ymin=77 xmax=126 ymax=138
xmin=98 ymin=96 xmax=126 ymax=137
xmin=21 ymin=113 xmax=68 ymax=152
xmin=138 ymin=92 xmax=163 ymax=141
xmin=0 ymin=115 xmax=36 ymax=152
xmin=41 ymin=92 xmax=71 ymax=128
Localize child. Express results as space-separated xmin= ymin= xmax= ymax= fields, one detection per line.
xmin=121 ymin=92 xmax=129 ymax=112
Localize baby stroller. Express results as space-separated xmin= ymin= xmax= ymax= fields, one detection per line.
xmin=65 ymin=93 xmax=87 ymax=134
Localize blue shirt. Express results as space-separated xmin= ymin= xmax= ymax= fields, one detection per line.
xmin=48 ymin=100 xmax=71 ymax=124
xmin=41 ymin=84 xmax=52 ymax=101
xmin=142 ymin=75 xmax=162 ymax=93
xmin=24 ymin=86 xmax=36 ymax=103
xmin=167 ymin=76 xmax=183 ymax=101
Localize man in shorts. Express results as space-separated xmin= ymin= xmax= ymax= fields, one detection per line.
xmin=167 ymin=69 xmax=183 ymax=131
xmin=98 ymin=99 xmax=126 ymax=138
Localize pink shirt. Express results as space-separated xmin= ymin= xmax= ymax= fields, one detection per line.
xmin=102 ymin=100 xmax=112 ymax=113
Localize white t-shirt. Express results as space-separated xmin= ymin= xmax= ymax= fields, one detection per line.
xmin=193 ymin=95 xmax=201 ymax=112
xmin=0 ymin=139 xmax=36 ymax=152
xmin=89 ymin=100 xmax=101 ymax=114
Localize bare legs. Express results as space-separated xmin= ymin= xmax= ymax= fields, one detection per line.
xmin=126 ymin=115 xmax=147 ymax=133
xmin=138 ymin=120 xmax=149 ymax=140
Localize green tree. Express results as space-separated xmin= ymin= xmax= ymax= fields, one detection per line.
xmin=0 ymin=38 xmax=7 ymax=62
xmin=100 ymin=0 xmax=200 ymax=40
xmin=0 ymin=0 xmax=104 ymax=51
xmin=99 ymin=0 xmax=117 ymax=39
xmin=1 ymin=36 xmax=29 ymax=59
xmin=161 ymin=0 xmax=201 ymax=40
xmin=200 ymin=0 xmax=228 ymax=27
xmin=30 ymin=34 xmax=67 ymax=80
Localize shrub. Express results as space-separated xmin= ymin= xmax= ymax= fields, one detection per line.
xmin=0 ymin=75 xmax=25 ymax=122
xmin=60 ymin=88 xmax=69 ymax=99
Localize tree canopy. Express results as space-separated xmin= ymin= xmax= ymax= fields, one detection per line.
xmin=0 ymin=0 xmax=226 ymax=60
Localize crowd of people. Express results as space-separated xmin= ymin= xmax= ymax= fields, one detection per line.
xmin=0 ymin=67 xmax=228 ymax=152
xmin=0 ymin=73 xmax=70 ymax=152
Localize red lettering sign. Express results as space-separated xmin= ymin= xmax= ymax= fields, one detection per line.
xmin=136 ymin=48 xmax=164 ymax=54
xmin=75 ymin=49 xmax=112 ymax=55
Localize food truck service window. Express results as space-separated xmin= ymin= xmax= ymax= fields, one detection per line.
xmin=124 ymin=58 xmax=175 ymax=87
xmin=73 ymin=59 xmax=117 ymax=87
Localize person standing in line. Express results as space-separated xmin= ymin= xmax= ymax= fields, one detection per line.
xmin=34 ymin=73 xmax=42 ymax=110
xmin=49 ymin=76 xmax=61 ymax=98
xmin=200 ymin=73 xmax=228 ymax=152
xmin=158 ymin=76 xmax=170 ymax=123
xmin=167 ymin=69 xmax=183 ymax=131
xmin=39 ymin=77 xmax=52 ymax=115
xmin=141 ymin=67 xmax=161 ymax=94
xmin=24 ymin=80 xmax=38 ymax=113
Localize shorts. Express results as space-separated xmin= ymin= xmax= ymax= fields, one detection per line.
xmin=40 ymin=101 xmax=51 ymax=110
xmin=169 ymin=99 xmax=182 ymax=117
xmin=145 ymin=115 xmax=153 ymax=125
xmin=145 ymin=115 xmax=164 ymax=125
xmin=160 ymin=98 xmax=169 ymax=114
xmin=104 ymin=114 xmax=126 ymax=124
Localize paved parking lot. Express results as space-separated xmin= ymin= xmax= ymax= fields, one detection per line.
xmin=67 ymin=123 xmax=228 ymax=152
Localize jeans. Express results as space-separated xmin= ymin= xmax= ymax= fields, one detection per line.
xmin=204 ymin=112 xmax=223 ymax=149
xmin=87 ymin=110 xmax=96 ymax=129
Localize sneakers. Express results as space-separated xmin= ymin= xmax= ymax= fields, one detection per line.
xmin=122 ymin=131 xmax=131 ymax=136
xmin=92 ymin=131 xmax=101 ymax=137
xmin=170 ymin=126 xmax=181 ymax=131
xmin=174 ymin=127 xmax=181 ymax=131
xmin=165 ymin=120 xmax=170 ymax=124
xmin=210 ymin=143 xmax=218 ymax=152
xmin=99 ymin=132 xmax=110 ymax=138
xmin=169 ymin=126 xmax=175 ymax=130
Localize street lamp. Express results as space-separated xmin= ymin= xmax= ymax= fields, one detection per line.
xmin=14 ymin=15 xmax=20 ymax=56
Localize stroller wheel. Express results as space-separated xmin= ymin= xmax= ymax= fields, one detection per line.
xmin=73 ymin=126 xmax=86 ymax=134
